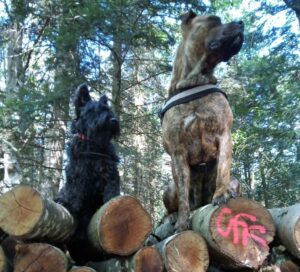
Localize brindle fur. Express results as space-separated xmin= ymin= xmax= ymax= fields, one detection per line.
xmin=162 ymin=11 xmax=244 ymax=232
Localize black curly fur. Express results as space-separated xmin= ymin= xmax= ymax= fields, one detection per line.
xmin=55 ymin=84 xmax=120 ymax=264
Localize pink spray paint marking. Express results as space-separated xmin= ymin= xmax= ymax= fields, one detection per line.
xmin=216 ymin=207 xmax=267 ymax=247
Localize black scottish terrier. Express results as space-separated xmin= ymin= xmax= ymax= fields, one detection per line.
xmin=55 ymin=84 xmax=120 ymax=264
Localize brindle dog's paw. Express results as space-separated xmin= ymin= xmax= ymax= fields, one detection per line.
xmin=212 ymin=189 xmax=237 ymax=206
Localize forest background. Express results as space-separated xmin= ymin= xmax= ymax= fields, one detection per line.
xmin=0 ymin=0 xmax=299 ymax=224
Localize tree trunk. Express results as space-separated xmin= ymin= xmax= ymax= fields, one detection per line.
xmin=111 ymin=35 xmax=123 ymax=118
xmin=69 ymin=266 xmax=97 ymax=272
xmin=269 ymin=203 xmax=300 ymax=259
xmin=3 ymin=18 xmax=24 ymax=186
xmin=155 ymin=230 xmax=209 ymax=272
xmin=88 ymin=195 xmax=151 ymax=256
xmin=0 ymin=186 xmax=75 ymax=242
xmin=191 ymin=197 xmax=275 ymax=270
xmin=0 ymin=246 xmax=8 ymax=272
xmin=14 ymin=243 xmax=68 ymax=272
xmin=89 ymin=246 xmax=164 ymax=272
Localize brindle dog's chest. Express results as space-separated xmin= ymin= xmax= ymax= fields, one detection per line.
xmin=162 ymin=93 xmax=232 ymax=165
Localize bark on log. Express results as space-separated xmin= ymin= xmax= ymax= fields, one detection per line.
xmin=155 ymin=230 xmax=209 ymax=272
xmin=88 ymin=195 xmax=152 ymax=256
xmin=146 ymin=214 xmax=177 ymax=246
xmin=269 ymin=203 xmax=300 ymax=259
xmin=14 ymin=243 xmax=69 ymax=272
xmin=69 ymin=266 xmax=96 ymax=272
xmin=89 ymin=246 xmax=163 ymax=272
xmin=0 ymin=186 xmax=75 ymax=242
xmin=191 ymin=197 xmax=275 ymax=270
xmin=0 ymin=246 xmax=8 ymax=272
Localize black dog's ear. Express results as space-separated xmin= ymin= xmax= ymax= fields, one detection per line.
xmin=180 ymin=10 xmax=197 ymax=27
xmin=99 ymin=94 xmax=108 ymax=105
xmin=74 ymin=84 xmax=91 ymax=119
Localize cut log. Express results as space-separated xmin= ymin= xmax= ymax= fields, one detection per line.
xmin=0 ymin=246 xmax=8 ymax=272
xmin=88 ymin=195 xmax=152 ymax=256
xmin=89 ymin=246 xmax=163 ymax=272
xmin=14 ymin=243 xmax=68 ymax=272
xmin=269 ymin=203 xmax=300 ymax=259
xmin=156 ymin=230 xmax=209 ymax=272
xmin=0 ymin=185 xmax=75 ymax=242
xmin=146 ymin=214 xmax=177 ymax=246
xmin=69 ymin=266 xmax=96 ymax=272
xmin=191 ymin=197 xmax=275 ymax=270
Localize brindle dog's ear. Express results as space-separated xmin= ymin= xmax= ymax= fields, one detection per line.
xmin=74 ymin=84 xmax=91 ymax=119
xmin=180 ymin=10 xmax=197 ymax=27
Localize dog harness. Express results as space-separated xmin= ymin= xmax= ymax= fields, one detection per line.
xmin=159 ymin=84 xmax=227 ymax=120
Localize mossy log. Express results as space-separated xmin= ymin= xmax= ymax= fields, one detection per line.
xmin=269 ymin=203 xmax=300 ymax=259
xmin=69 ymin=266 xmax=96 ymax=272
xmin=14 ymin=243 xmax=68 ymax=272
xmin=0 ymin=246 xmax=8 ymax=272
xmin=191 ymin=197 xmax=275 ymax=270
xmin=89 ymin=246 xmax=163 ymax=272
xmin=88 ymin=195 xmax=152 ymax=256
xmin=155 ymin=230 xmax=209 ymax=272
xmin=0 ymin=186 xmax=75 ymax=242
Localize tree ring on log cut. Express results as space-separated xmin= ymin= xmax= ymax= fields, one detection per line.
xmin=163 ymin=230 xmax=209 ymax=272
xmin=14 ymin=243 xmax=68 ymax=272
xmin=98 ymin=195 xmax=152 ymax=255
xmin=134 ymin=246 xmax=164 ymax=272
xmin=0 ymin=186 xmax=44 ymax=236
xmin=209 ymin=197 xmax=275 ymax=268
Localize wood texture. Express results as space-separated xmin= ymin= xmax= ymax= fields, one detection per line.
xmin=156 ymin=230 xmax=209 ymax=272
xmin=89 ymin=246 xmax=163 ymax=272
xmin=269 ymin=203 xmax=300 ymax=259
xmin=0 ymin=186 xmax=75 ymax=242
xmin=88 ymin=195 xmax=152 ymax=256
xmin=14 ymin=243 xmax=68 ymax=272
xmin=191 ymin=197 xmax=275 ymax=270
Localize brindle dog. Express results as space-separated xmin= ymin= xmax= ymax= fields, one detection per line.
xmin=162 ymin=11 xmax=244 ymax=232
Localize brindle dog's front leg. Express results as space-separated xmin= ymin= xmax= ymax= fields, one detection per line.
xmin=212 ymin=130 xmax=237 ymax=205
xmin=171 ymin=151 xmax=191 ymax=232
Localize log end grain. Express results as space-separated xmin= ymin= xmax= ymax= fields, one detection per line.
xmin=99 ymin=195 xmax=152 ymax=255
xmin=14 ymin=243 xmax=68 ymax=272
xmin=209 ymin=197 xmax=275 ymax=269
xmin=133 ymin=246 xmax=164 ymax=272
xmin=164 ymin=231 xmax=209 ymax=272
xmin=0 ymin=186 xmax=44 ymax=236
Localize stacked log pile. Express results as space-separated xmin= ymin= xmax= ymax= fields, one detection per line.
xmin=0 ymin=186 xmax=299 ymax=271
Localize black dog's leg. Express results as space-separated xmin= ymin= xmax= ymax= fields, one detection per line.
xmin=103 ymin=171 xmax=120 ymax=203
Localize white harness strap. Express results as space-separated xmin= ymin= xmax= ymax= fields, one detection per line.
xmin=160 ymin=84 xmax=227 ymax=120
